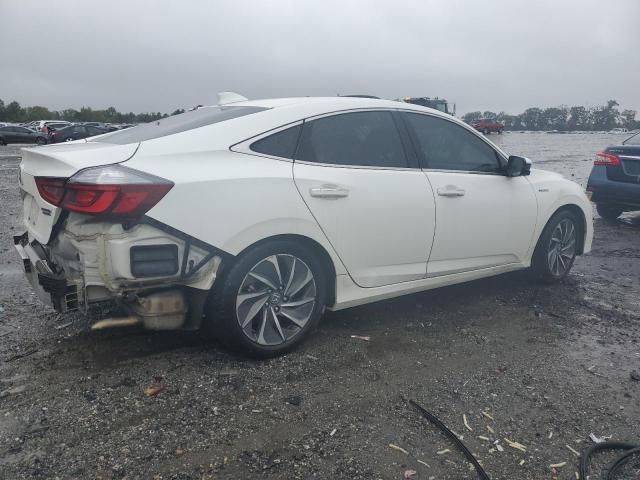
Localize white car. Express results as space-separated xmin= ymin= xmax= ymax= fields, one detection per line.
xmin=14 ymin=95 xmax=593 ymax=356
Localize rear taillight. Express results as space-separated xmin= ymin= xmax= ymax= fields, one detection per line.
xmin=35 ymin=177 xmax=66 ymax=205
xmin=594 ymin=152 xmax=620 ymax=166
xmin=35 ymin=165 xmax=173 ymax=217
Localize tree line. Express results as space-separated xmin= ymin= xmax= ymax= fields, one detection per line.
xmin=2 ymin=96 xmax=637 ymax=131
xmin=0 ymin=98 xmax=186 ymax=124
xmin=462 ymin=100 xmax=638 ymax=131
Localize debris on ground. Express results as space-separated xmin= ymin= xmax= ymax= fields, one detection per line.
xmin=481 ymin=411 xmax=494 ymax=421
xmin=143 ymin=384 xmax=165 ymax=397
xmin=504 ymin=438 xmax=527 ymax=453
xmin=403 ymin=469 xmax=417 ymax=479
xmin=54 ymin=321 xmax=73 ymax=330
xmin=463 ymin=413 xmax=473 ymax=431
xmin=589 ymin=433 xmax=611 ymax=444
xmin=388 ymin=443 xmax=409 ymax=455
xmin=436 ymin=449 xmax=450 ymax=455
xmin=350 ymin=335 xmax=371 ymax=341
xmin=550 ymin=462 xmax=567 ymax=468
xmin=630 ymin=370 xmax=640 ymax=381
xmin=565 ymin=444 xmax=580 ymax=457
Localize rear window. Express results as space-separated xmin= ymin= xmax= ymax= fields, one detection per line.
xmin=96 ymin=105 xmax=268 ymax=145
xmin=623 ymin=132 xmax=640 ymax=145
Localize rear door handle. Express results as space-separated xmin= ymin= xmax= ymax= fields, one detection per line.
xmin=309 ymin=185 xmax=349 ymax=198
xmin=437 ymin=185 xmax=466 ymax=197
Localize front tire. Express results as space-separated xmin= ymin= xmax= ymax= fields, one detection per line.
xmin=35 ymin=137 xmax=46 ymax=145
xmin=204 ymin=240 xmax=327 ymax=357
xmin=531 ymin=210 xmax=580 ymax=283
xmin=483 ymin=128 xmax=490 ymax=135
xmin=596 ymin=204 xmax=623 ymax=220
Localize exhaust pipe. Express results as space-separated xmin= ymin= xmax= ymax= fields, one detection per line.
xmin=91 ymin=316 xmax=142 ymax=330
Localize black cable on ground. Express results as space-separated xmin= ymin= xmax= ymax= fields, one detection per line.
xmin=408 ymin=399 xmax=491 ymax=480
xmin=408 ymin=399 xmax=640 ymax=480
xmin=579 ymin=441 xmax=640 ymax=480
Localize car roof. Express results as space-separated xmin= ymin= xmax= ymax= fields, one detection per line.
xmin=234 ymin=96 xmax=445 ymax=114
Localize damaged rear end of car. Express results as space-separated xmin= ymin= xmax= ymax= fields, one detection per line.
xmin=14 ymin=141 xmax=225 ymax=331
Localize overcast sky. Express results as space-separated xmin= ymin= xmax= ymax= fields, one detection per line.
xmin=1 ymin=0 xmax=638 ymax=115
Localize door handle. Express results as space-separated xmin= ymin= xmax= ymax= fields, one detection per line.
xmin=309 ymin=185 xmax=349 ymax=198
xmin=437 ymin=185 xmax=466 ymax=197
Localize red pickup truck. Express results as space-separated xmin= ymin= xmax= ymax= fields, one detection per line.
xmin=470 ymin=118 xmax=504 ymax=134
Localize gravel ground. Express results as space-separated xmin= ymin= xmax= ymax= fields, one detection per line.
xmin=0 ymin=134 xmax=639 ymax=480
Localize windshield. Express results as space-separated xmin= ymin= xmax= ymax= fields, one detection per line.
xmin=96 ymin=105 xmax=268 ymax=145
xmin=623 ymin=132 xmax=640 ymax=145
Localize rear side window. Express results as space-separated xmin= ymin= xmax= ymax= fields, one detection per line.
xmin=404 ymin=113 xmax=502 ymax=173
xmin=250 ymin=125 xmax=301 ymax=159
xmin=296 ymin=111 xmax=408 ymax=168
xmin=96 ymin=106 xmax=268 ymax=145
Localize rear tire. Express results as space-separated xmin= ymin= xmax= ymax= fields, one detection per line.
xmin=531 ymin=210 xmax=580 ymax=283
xmin=596 ymin=204 xmax=623 ymax=220
xmin=203 ymin=239 xmax=327 ymax=357
xmin=0 ymin=138 xmax=6 ymax=146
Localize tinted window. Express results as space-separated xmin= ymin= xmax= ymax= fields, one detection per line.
xmin=97 ymin=106 xmax=267 ymax=145
xmin=404 ymin=113 xmax=501 ymax=172
xmin=250 ymin=125 xmax=301 ymax=159
xmin=86 ymin=126 xmax=105 ymax=136
xmin=297 ymin=111 xmax=407 ymax=168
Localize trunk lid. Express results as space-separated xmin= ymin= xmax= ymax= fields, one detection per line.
xmin=606 ymin=145 xmax=640 ymax=184
xmin=19 ymin=142 xmax=139 ymax=244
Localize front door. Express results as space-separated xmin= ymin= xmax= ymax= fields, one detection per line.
xmin=293 ymin=110 xmax=436 ymax=288
xmin=402 ymin=111 xmax=538 ymax=277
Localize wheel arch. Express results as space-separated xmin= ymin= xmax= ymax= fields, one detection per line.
xmin=541 ymin=203 xmax=587 ymax=255
xmin=221 ymin=233 xmax=338 ymax=307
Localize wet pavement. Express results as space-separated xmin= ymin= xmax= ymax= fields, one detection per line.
xmin=0 ymin=134 xmax=639 ymax=479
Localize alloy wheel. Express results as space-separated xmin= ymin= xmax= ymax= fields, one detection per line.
xmin=547 ymin=218 xmax=577 ymax=277
xmin=235 ymin=254 xmax=316 ymax=346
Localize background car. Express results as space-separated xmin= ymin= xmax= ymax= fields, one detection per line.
xmin=587 ymin=131 xmax=640 ymax=219
xmin=14 ymin=96 xmax=592 ymax=357
xmin=48 ymin=124 xmax=108 ymax=143
xmin=0 ymin=125 xmax=48 ymax=145
xmin=470 ymin=118 xmax=504 ymax=134
xmin=32 ymin=120 xmax=71 ymax=133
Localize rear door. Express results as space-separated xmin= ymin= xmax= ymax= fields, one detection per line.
xmin=293 ymin=110 xmax=436 ymax=287
xmin=401 ymin=111 xmax=537 ymax=277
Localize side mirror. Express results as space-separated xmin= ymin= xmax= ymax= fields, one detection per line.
xmin=506 ymin=155 xmax=531 ymax=177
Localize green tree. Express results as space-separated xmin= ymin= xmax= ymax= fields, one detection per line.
xmin=520 ymin=107 xmax=544 ymax=130
xmin=462 ymin=111 xmax=482 ymax=123
xmin=621 ymin=109 xmax=637 ymax=129
xmin=5 ymin=101 xmax=23 ymax=122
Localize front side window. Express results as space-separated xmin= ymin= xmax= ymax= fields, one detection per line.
xmin=296 ymin=111 xmax=408 ymax=168
xmin=250 ymin=124 xmax=301 ymax=159
xmin=404 ymin=113 xmax=502 ymax=173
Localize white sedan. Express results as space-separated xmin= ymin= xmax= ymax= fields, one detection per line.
xmin=14 ymin=95 xmax=593 ymax=356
